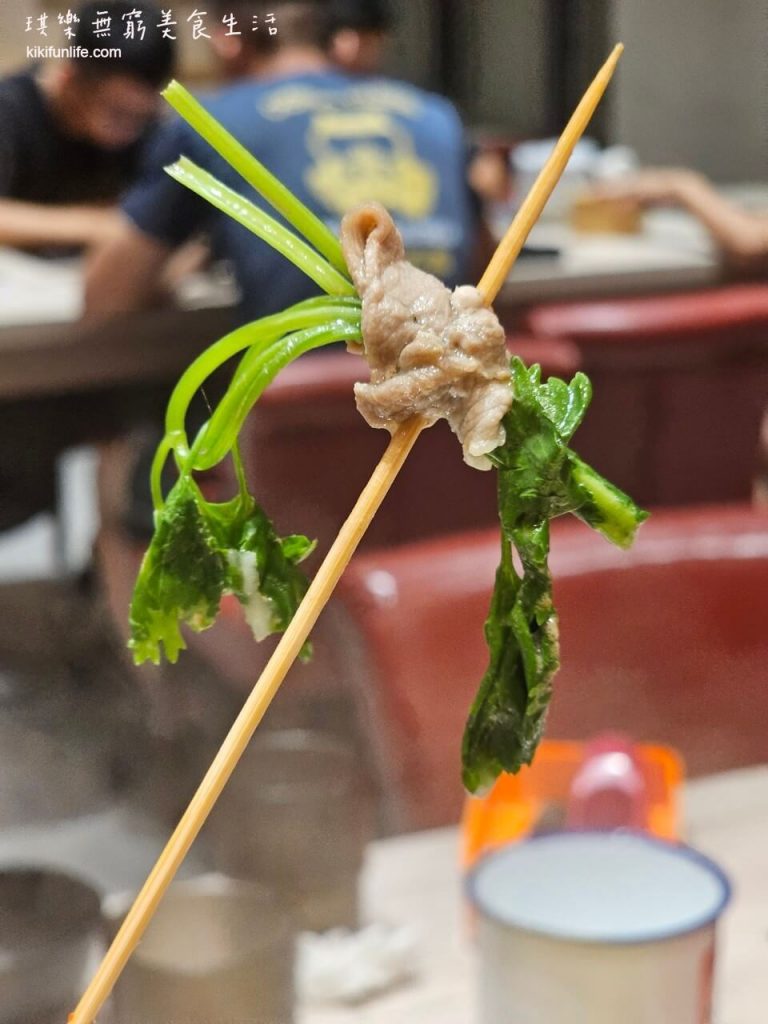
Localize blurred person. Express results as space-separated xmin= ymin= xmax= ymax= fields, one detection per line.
xmin=0 ymin=3 xmax=175 ymax=533
xmin=0 ymin=0 xmax=175 ymax=252
xmin=327 ymin=0 xmax=393 ymax=74
xmin=468 ymin=142 xmax=513 ymax=209
xmin=212 ymin=0 xmax=394 ymax=81
xmin=86 ymin=0 xmax=482 ymax=317
xmin=591 ymin=169 xmax=768 ymax=275
xmin=324 ymin=0 xmax=501 ymax=268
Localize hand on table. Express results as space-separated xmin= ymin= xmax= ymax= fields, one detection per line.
xmin=0 ymin=197 xmax=128 ymax=251
xmin=589 ymin=168 xmax=768 ymax=273
xmin=588 ymin=169 xmax=708 ymax=210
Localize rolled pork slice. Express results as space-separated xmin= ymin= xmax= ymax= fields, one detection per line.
xmin=340 ymin=202 xmax=512 ymax=470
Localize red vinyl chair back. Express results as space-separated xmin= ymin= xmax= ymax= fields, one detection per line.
xmin=522 ymin=285 xmax=768 ymax=505
xmin=240 ymin=338 xmax=579 ymax=558
xmin=337 ymin=505 xmax=768 ymax=830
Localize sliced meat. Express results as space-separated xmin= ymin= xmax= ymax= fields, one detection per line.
xmin=341 ymin=202 xmax=512 ymax=469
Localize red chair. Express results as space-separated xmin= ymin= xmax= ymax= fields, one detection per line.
xmin=335 ymin=505 xmax=768 ymax=831
xmin=521 ymin=285 xmax=768 ymax=505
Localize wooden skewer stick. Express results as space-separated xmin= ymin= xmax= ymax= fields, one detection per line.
xmin=70 ymin=43 xmax=623 ymax=1024
xmin=477 ymin=42 xmax=624 ymax=304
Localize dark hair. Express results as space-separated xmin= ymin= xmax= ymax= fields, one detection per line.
xmin=329 ymin=0 xmax=393 ymax=32
xmin=72 ymin=1 xmax=176 ymax=88
xmin=208 ymin=1 xmax=334 ymax=53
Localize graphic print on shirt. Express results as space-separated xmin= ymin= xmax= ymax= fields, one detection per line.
xmin=258 ymin=81 xmax=458 ymax=277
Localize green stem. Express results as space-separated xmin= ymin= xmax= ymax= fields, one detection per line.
xmin=167 ymin=159 xmax=356 ymax=297
xmin=165 ymin=299 xmax=361 ymax=456
xmin=188 ymin=317 xmax=362 ymax=471
xmin=231 ymin=440 xmax=250 ymax=502
xmin=150 ymin=435 xmax=175 ymax=511
xmin=568 ymin=454 xmax=648 ymax=549
xmin=162 ymin=80 xmax=349 ymax=277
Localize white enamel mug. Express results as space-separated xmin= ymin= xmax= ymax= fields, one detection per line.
xmin=467 ymin=831 xmax=731 ymax=1024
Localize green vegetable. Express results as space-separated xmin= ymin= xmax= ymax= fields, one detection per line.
xmin=129 ymin=472 xmax=314 ymax=665
xmin=166 ymin=158 xmax=355 ymax=298
xmin=162 ymin=80 xmax=348 ymax=275
xmin=129 ymin=82 xmax=362 ymax=665
xmin=132 ymin=85 xmax=647 ymax=800
xmin=461 ymin=359 xmax=648 ymax=793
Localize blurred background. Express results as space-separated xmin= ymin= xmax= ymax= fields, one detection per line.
xmin=0 ymin=2 xmax=766 ymax=1022
xmin=3 ymin=0 xmax=767 ymax=178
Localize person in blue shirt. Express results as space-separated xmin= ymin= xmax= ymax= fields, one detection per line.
xmin=85 ymin=0 xmax=482 ymax=321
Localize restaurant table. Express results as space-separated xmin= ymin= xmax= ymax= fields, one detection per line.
xmin=0 ymin=248 xmax=236 ymax=401
xmin=0 ymin=248 xmax=237 ymax=569
xmin=3 ymin=182 xmax=767 ymax=399
xmin=300 ymin=765 xmax=768 ymax=1024
xmin=495 ymin=184 xmax=768 ymax=306
xmin=498 ymin=207 xmax=720 ymax=305
xmin=0 ymin=767 xmax=763 ymax=1021
xmin=0 ymin=213 xmax=719 ymax=395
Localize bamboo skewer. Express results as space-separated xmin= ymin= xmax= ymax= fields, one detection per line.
xmin=477 ymin=42 xmax=623 ymax=303
xmin=70 ymin=43 xmax=623 ymax=1024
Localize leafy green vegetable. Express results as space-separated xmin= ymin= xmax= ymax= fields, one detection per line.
xmin=129 ymin=474 xmax=314 ymax=665
xmin=462 ymin=359 xmax=648 ymax=793
xmin=129 ymin=294 xmax=361 ymax=666
xmin=129 ymin=476 xmax=229 ymax=665
xmin=129 ymin=84 xmax=363 ymax=666
xmin=133 ymin=87 xmax=647 ymax=803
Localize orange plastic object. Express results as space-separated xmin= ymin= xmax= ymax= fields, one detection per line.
xmin=461 ymin=739 xmax=684 ymax=870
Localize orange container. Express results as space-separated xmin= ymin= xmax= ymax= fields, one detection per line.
xmin=461 ymin=739 xmax=684 ymax=870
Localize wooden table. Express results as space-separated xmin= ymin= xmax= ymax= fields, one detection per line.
xmin=302 ymin=766 xmax=768 ymax=1024
xmin=1 ymin=190 xmax=756 ymax=401
xmin=3 ymin=184 xmax=767 ymax=400
xmin=0 ymin=249 xmax=236 ymax=569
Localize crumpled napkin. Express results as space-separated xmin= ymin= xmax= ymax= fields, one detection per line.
xmin=296 ymin=923 xmax=421 ymax=1006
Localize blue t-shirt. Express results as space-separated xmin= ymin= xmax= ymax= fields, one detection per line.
xmin=122 ymin=70 xmax=477 ymax=320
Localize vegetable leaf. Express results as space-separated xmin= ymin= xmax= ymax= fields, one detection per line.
xmin=128 ymin=477 xmax=230 ymax=665
xmin=462 ymin=360 xmax=647 ymax=793
xmin=129 ymin=476 xmax=313 ymax=666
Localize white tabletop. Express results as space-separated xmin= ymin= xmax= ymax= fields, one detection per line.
xmin=2 ymin=184 xmax=767 ymax=334
xmin=0 ymin=250 xmax=235 ymax=330
xmin=0 ymin=249 xmax=239 ymax=400
xmin=0 ymin=249 xmax=84 ymax=326
xmin=1 ymin=185 xmax=764 ymax=399
xmin=0 ymin=767 xmax=763 ymax=1022
xmin=499 ymin=207 xmax=721 ymax=304
xmin=301 ymin=766 xmax=768 ymax=1024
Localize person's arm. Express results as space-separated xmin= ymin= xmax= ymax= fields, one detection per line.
xmin=0 ymin=127 xmax=121 ymax=249
xmin=85 ymin=117 xmax=212 ymax=315
xmin=0 ymin=104 xmax=122 ymax=250
xmin=84 ymin=212 xmax=174 ymax=314
xmin=593 ymin=169 xmax=768 ymax=272
xmin=668 ymin=172 xmax=768 ymax=270
xmin=0 ymin=197 xmax=124 ymax=249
